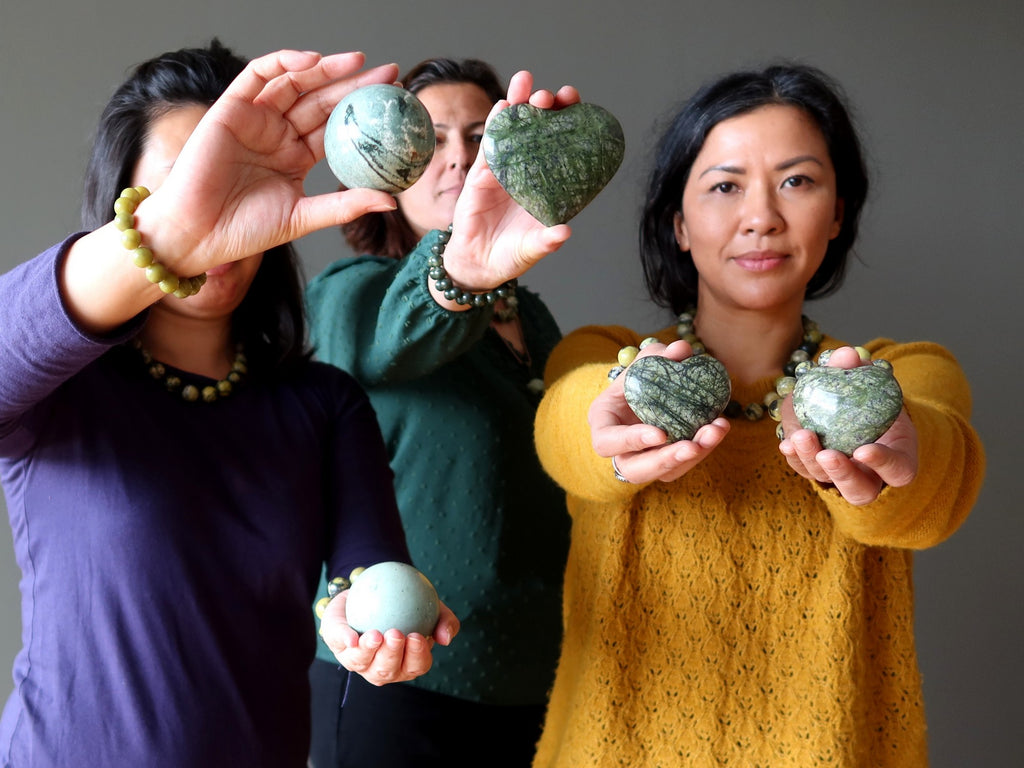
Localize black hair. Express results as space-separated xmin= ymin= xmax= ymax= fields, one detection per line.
xmin=639 ymin=62 xmax=869 ymax=314
xmin=82 ymin=38 xmax=312 ymax=375
xmin=341 ymin=57 xmax=505 ymax=259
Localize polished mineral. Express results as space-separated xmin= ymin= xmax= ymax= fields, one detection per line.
xmin=482 ymin=102 xmax=625 ymax=226
xmin=623 ymin=354 xmax=731 ymax=442
xmin=792 ymin=361 xmax=903 ymax=455
xmin=324 ymin=84 xmax=435 ymax=193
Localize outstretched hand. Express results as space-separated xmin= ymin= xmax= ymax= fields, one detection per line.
xmin=319 ymin=590 xmax=460 ymax=686
xmin=137 ymin=50 xmax=401 ymax=277
xmin=778 ymin=346 xmax=918 ymax=505
xmin=437 ymin=71 xmax=580 ymax=294
xmin=589 ymin=340 xmax=730 ymax=485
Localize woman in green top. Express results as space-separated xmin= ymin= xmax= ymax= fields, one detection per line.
xmin=306 ymin=58 xmax=573 ymax=768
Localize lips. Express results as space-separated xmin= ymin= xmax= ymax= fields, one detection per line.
xmin=732 ymin=250 xmax=787 ymax=271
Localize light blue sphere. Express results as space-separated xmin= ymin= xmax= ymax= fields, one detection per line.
xmin=345 ymin=561 xmax=440 ymax=636
xmin=324 ymin=84 xmax=435 ymax=192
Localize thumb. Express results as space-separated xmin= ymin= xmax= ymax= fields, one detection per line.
xmin=293 ymin=189 xmax=397 ymax=238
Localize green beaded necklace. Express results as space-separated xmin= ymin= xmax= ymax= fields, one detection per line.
xmin=133 ymin=340 xmax=247 ymax=403
xmin=674 ymin=308 xmax=822 ymax=423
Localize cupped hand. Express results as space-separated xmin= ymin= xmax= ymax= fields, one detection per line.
xmin=438 ymin=71 xmax=581 ymax=293
xmin=319 ymin=590 xmax=460 ymax=685
xmin=778 ymin=346 xmax=918 ymax=505
xmin=135 ymin=50 xmax=401 ymax=277
xmin=589 ymin=339 xmax=731 ymax=485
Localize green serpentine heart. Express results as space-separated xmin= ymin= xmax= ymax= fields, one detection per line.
xmin=622 ymin=355 xmax=732 ymax=443
xmin=792 ymin=363 xmax=903 ymax=456
xmin=483 ymin=102 xmax=625 ymax=226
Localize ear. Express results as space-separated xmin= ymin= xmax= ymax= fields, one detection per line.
xmin=829 ymin=198 xmax=845 ymax=240
xmin=673 ymin=211 xmax=690 ymax=251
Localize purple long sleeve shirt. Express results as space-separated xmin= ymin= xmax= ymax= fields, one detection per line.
xmin=0 ymin=236 xmax=410 ymax=767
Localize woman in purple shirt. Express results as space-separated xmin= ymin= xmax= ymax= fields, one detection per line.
xmin=0 ymin=40 xmax=458 ymax=768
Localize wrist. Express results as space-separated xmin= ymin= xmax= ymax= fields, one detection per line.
xmin=426 ymin=226 xmax=516 ymax=309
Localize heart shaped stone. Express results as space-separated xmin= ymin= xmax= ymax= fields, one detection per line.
xmin=792 ymin=362 xmax=903 ymax=455
xmin=622 ymin=355 xmax=732 ymax=442
xmin=483 ymin=102 xmax=625 ymax=226
xmin=324 ymin=84 xmax=436 ymax=193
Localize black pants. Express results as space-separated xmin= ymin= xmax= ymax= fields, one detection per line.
xmin=308 ymin=658 xmax=546 ymax=768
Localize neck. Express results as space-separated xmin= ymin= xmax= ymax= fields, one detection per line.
xmin=139 ymin=315 xmax=235 ymax=379
xmin=693 ymin=302 xmax=806 ymax=384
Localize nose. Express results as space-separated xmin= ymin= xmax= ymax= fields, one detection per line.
xmin=447 ymin=137 xmax=476 ymax=171
xmin=741 ymin=185 xmax=784 ymax=235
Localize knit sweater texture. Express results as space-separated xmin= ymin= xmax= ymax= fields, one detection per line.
xmin=532 ymin=323 xmax=985 ymax=768
xmin=306 ymin=233 xmax=570 ymax=706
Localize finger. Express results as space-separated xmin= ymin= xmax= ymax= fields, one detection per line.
xmin=226 ymin=50 xmax=329 ymax=104
xmin=399 ymin=633 xmax=435 ymax=678
xmin=527 ymin=89 xmax=556 ymax=109
xmin=288 ymin=62 xmax=401 ymax=145
xmin=823 ymin=345 xmax=864 ymax=369
xmin=817 ymin=451 xmax=883 ymax=506
xmin=433 ymin=604 xmax=460 ymax=646
xmin=505 ymin=70 xmax=534 ymax=104
xmin=292 ymin=189 xmax=397 ymax=240
xmin=852 ymin=443 xmax=916 ymax=488
xmin=553 ymin=85 xmax=581 ymax=108
xmin=250 ymin=52 xmax=373 ymax=115
xmin=789 ymin=429 xmax=833 ymax=483
xmin=340 ymin=629 xmax=383 ymax=673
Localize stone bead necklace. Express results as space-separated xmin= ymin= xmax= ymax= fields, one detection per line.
xmin=674 ymin=308 xmax=823 ymax=423
xmin=133 ymin=340 xmax=247 ymax=403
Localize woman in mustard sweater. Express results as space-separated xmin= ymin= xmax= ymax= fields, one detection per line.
xmin=532 ymin=64 xmax=985 ymax=767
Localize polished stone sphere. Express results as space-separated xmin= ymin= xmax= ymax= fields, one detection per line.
xmin=324 ymin=84 xmax=435 ymax=192
xmin=345 ymin=561 xmax=440 ymax=636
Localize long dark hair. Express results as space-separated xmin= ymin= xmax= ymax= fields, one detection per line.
xmin=340 ymin=57 xmax=506 ymax=259
xmin=639 ymin=63 xmax=870 ymax=314
xmin=82 ymin=38 xmax=312 ymax=376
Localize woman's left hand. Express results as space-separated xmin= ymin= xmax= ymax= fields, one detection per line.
xmin=778 ymin=347 xmax=918 ymax=505
xmin=319 ymin=591 xmax=460 ymax=685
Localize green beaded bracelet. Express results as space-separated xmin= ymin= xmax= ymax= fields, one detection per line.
xmin=427 ymin=225 xmax=516 ymax=308
xmin=113 ymin=186 xmax=207 ymax=299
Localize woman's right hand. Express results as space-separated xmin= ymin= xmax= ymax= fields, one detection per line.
xmin=433 ymin=71 xmax=579 ymax=297
xmin=589 ymin=340 xmax=730 ymax=484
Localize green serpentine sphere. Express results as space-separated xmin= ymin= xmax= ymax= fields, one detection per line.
xmin=324 ymin=84 xmax=435 ymax=193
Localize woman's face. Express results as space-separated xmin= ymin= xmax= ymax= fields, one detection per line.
xmin=673 ymin=104 xmax=844 ymax=312
xmin=396 ymin=82 xmax=494 ymax=238
xmin=131 ymin=105 xmax=263 ymax=318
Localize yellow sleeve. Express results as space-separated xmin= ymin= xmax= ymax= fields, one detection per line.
xmin=535 ymin=324 xmax=652 ymax=504
xmin=820 ymin=339 xmax=986 ymax=549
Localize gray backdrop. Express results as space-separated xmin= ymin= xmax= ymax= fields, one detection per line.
xmin=1 ymin=1 xmax=1020 ymax=765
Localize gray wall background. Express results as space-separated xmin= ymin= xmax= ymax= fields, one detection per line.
xmin=1 ymin=1 xmax=1020 ymax=764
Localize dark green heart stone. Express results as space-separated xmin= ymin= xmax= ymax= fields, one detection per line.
xmin=622 ymin=355 xmax=732 ymax=442
xmin=792 ymin=363 xmax=903 ymax=455
xmin=483 ymin=102 xmax=625 ymax=226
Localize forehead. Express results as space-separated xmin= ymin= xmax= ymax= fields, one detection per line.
xmin=414 ymin=82 xmax=493 ymax=124
xmin=697 ymin=104 xmax=828 ymax=162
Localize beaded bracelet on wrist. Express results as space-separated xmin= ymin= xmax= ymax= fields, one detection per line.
xmin=113 ymin=186 xmax=207 ymax=299
xmin=427 ymin=225 xmax=517 ymax=308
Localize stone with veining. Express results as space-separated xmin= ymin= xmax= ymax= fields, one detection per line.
xmin=792 ymin=361 xmax=903 ymax=455
xmin=623 ymin=354 xmax=732 ymax=442
xmin=325 ymin=84 xmax=435 ymax=193
xmin=483 ymin=102 xmax=625 ymax=226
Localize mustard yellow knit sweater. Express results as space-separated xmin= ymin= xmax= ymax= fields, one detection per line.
xmin=533 ymin=326 xmax=985 ymax=768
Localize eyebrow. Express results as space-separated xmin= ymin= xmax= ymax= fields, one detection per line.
xmin=432 ymin=121 xmax=487 ymax=131
xmin=697 ymin=155 xmax=825 ymax=178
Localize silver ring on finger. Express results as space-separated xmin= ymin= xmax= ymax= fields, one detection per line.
xmin=612 ymin=455 xmax=630 ymax=483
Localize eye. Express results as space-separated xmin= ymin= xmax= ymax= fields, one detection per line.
xmin=783 ymin=175 xmax=812 ymax=189
xmin=711 ymin=181 xmax=738 ymax=194
xmin=470 ymin=133 xmax=484 ymax=145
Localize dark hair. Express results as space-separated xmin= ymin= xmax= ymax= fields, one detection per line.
xmin=639 ymin=63 xmax=869 ymax=314
xmin=341 ymin=57 xmax=505 ymax=259
xmin=82 ymin=39 xmax=312 ymax=375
